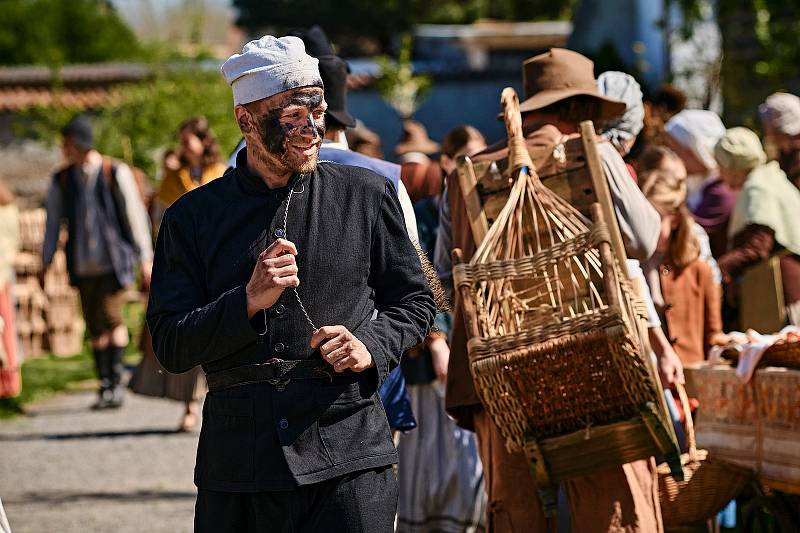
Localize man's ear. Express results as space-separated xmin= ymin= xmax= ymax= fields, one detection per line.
xmin=234 ymin=106 xmax=254 ymax=134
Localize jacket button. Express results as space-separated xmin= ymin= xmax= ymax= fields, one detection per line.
xmin=279 ymin=419 xmax=289 ymax=430
xmin=274 ymin=304 xmax=286 ymax=315
xmin=274 ymin=342 xmax=285 ymax=353
xmin=273 ymin=228 xmax=286 ymax=239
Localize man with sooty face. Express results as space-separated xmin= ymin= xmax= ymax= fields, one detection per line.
xmin=146 ymin=36 xmax=435 ymax=532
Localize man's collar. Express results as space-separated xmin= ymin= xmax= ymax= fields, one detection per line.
xmin=235 ymin=147 xmax=303 ymax=196
xmin=322 ymin=130 xmax=349 ymax=151
xmin=322 ymin=140 xmax=348 ymax=151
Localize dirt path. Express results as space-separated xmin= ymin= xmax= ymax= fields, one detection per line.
xmin=0 ymin=390 xmax=199 ymax=533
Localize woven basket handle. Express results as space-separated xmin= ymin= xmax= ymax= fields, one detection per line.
xmin=675 ymin=382 xmax=698 ymax=461
xmin=500 ymin=87 xmax=535 ymax=174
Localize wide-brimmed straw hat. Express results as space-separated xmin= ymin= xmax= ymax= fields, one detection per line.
xmin=395 ymin=120 xmax=440 ymax=156
xmin=519 ymin=48 xmax=626 ymax=121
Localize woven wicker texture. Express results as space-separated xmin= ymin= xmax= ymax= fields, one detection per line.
xmin=657 ymin=384 xmax=753 ymax=526
xmin=454 ymin=88 xmax=667 ymax=455
xmin=471 ymin=319 xmax=657 ymax=451
xmin=761 ymin=340 xmax=800 ymax=368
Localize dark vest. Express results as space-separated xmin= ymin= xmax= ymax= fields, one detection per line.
xmin=57 ymin=159 xmax=137 ymax=287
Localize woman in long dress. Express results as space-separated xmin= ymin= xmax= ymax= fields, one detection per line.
xmin=0 ymin=180 xmax=19 ymax=400
xmin=129 ymin=117 xmax=227 ymax=431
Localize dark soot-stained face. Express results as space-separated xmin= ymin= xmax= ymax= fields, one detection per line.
xmin=255 ymin=88 xmax=327 ymax=174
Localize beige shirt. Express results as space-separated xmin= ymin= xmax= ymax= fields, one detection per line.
xmin=596 ymin=142 xmax=660 ymax=262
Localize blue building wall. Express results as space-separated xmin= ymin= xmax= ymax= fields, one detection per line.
xmin=568 ymin=0 xmax=667 ymax=89
xmin=348 ymin=76 xmax=522 ymax=160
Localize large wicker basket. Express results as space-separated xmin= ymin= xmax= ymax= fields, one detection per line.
xmin=453 ymin=88 xmax=681 ymax=514
xmin=658 ymin=383 xmax=753 ymax=526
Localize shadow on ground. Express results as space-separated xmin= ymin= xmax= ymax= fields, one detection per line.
xmin=0 ymin=428 xmax=190 ymax=442
xmin=4 ymin=489 xmax=196 ymax=505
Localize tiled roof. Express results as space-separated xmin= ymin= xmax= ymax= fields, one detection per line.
xmin=0 ymin=63 xmax=152 ymax=86
xmin=0 ymin=63 xmax=152 ymax=111
xmin=0 ymin=86 xmax=122 ymax=111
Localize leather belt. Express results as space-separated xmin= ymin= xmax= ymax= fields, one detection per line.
xmin=206 ymin=358 xmax=339 ymax=392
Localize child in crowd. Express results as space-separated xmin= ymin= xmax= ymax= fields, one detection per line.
xmin=639 ymin=149 xmax=729 ymax=364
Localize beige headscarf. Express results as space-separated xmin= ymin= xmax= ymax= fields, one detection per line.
xmin=714 ymin=127 xmax=767 ymax=172
xmin=716 ymin=127 xmax=800 ymax=255
xmin=727 ymin=160 xmax=800 ymax=256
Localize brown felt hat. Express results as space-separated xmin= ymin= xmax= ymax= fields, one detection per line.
xmin=395 ymin=120 xmax=440 ymax=156
xmin=518 ymin=48 xmax=626 ymax=120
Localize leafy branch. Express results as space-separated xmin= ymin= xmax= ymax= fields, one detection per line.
xmin=375 ymin=34 xmax=432 ymax=119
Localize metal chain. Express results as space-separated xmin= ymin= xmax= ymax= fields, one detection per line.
xmin=282 ymin=176 xmax=317 ymax=332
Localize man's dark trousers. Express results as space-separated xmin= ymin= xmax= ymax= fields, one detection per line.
xmin=194 ymin=466 xmax=397 ymax=532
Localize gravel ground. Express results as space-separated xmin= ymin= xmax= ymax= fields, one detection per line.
xmin=0 ymin=389 xmax=200 ymax=533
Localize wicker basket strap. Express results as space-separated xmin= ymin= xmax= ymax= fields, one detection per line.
xmin=501 ymin=88 xmax=535 ymax=174
xmin=455 ymin=223 xmax=612 ymax=286
xmin=675 ymin=382 xmax=697 ymax=461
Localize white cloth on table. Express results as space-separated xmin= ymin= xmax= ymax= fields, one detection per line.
xmin=708 ymin=325 xmax=800 ymax=383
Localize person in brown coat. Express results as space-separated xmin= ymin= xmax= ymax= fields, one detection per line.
xmin=440 ymin=49 xmax=667 ymax=532
xmin=639 ymin=157 xmax=728 ymax=365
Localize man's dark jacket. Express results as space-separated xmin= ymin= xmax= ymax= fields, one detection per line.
xmin=147 ymin=152 xmax=435 ymax=492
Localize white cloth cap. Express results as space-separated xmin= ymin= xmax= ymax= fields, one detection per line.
xmin=665 ymin=109 xmax=726 ymax=171
xmin=221 ymin=35 xmax=322 ymax=106
xmin=759 ymin=92 xmax=800 ymax=136
xmin=597 ymin=71 xmax=644 ymax=155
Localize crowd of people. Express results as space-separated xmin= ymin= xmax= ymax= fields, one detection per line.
xmin=1 ymin=24 xmax=799 ymax=533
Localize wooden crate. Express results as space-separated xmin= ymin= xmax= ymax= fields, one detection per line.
xmin=47 ymin=327 xmax=84 ymax=357
xmin=43 ymin=265 xmax=85 ymax=356
xmin=14 ymin=281 xmax=47 ymax=358
xmin=17 ymin=208 xmax=46 ymax=254
xmin=14 ymin=208 xmax=86 ymax=358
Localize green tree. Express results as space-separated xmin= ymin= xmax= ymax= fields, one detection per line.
xmin=19 ymin=68 xmax=241 ymax=177
xmin=376 ymin=35 xmax=432 ymax=119
xmin=0 ymin=0 xmax=142 ymax=66
xmin=232 ymin=0 xmax=575 ymax=55
xmin=673 ymin=0 xmax=800 ymax=124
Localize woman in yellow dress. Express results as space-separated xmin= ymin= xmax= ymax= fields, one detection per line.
xmin=154 ymin=117 xmax=227 ymax=220
xmin=130 ymin=117 xmax=227 ymax=431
